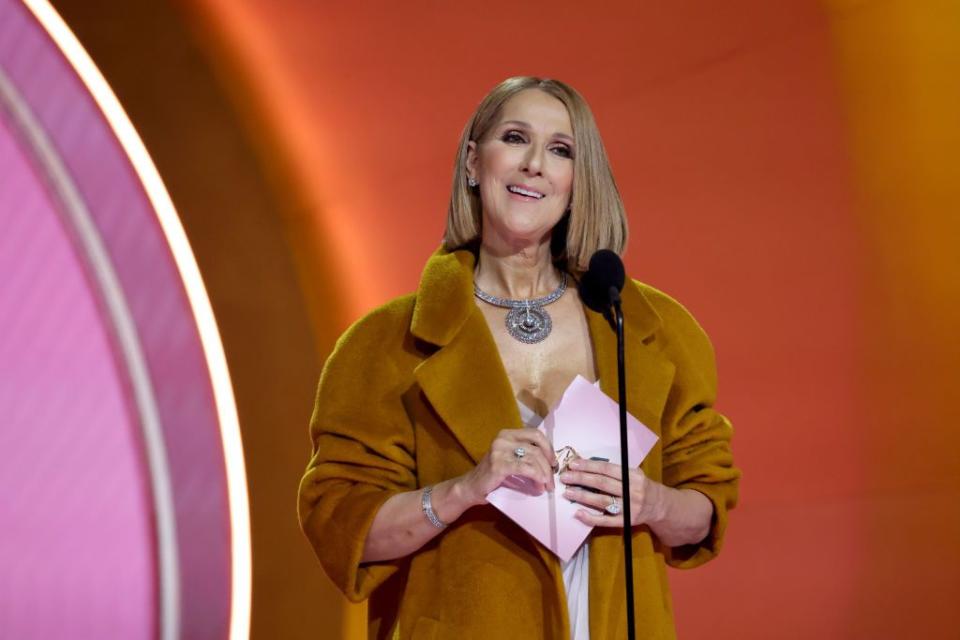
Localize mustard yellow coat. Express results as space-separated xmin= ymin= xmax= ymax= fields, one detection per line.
xmin=298 ymin=248 xmax=740 ymax=640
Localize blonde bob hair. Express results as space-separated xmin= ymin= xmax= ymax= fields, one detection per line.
xmin=444 ymin=76 xmax=628 ymax=272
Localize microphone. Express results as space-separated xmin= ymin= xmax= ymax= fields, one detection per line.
xmin=578 ymin=249 xmax=625 ymax=312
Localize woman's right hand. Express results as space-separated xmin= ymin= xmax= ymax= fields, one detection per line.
xmin=455 ymin=428 xmax=557 ymax=507
xmin=361 ymin=429 xmax=557 ymax=562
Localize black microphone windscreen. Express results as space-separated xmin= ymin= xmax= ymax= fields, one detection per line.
xmin=578 ymin=249 xmax=626 ymax=312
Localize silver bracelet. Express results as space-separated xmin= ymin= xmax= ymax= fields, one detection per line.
xmin=420 ymin=485 xmax=447 ymax=529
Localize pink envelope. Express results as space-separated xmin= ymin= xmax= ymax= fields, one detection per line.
xmin=486 ymin=375 xmax=659 ymax=562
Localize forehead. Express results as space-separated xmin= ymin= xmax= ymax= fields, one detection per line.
xmin=497 ymin=89 xmax=573 ymax=137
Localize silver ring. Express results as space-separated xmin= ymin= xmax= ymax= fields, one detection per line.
xmin=513 ymin=446 xmax=526 ymax=460
xmin=605 ymin=497 xmax=622 ymax=516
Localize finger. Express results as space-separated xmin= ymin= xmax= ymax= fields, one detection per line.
xmin=494 ymin=429 xmax=554 ymax=459
xmin=562 ymin=485 xmax=614 ymax=511
xmin=568 ymin=458 xmax=622 ymax=479
xmin=516 ymin=448 xmax=555 ymax=490
xmin=559 ymin=469 xmax=622 ymax=496
xmin=573 ymin=508 xmax=625 ymax=528
xmin=511 ymin=430 xmax=557 ymax=466
xmin=500 ymin=448 xmax=554 ymax=490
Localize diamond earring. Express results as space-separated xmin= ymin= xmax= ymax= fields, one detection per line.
xmin=468 ymin=177 xmax=478 ymax=188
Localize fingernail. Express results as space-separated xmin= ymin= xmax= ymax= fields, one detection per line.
xmin=563 ymin=489 xmax=575 ymax=498
xmin=559 ymin=472 xmax=572 ymax=482
xmin=569 ymin=460 xmax=581 ymax=469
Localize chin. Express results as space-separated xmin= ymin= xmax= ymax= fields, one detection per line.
xmin=485 ymin=208 xmax=564 ymax=246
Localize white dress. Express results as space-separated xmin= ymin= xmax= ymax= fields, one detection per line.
xmin=518 ymin=401 xmax=591 ymax=640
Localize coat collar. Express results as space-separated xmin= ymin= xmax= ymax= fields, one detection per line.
xmin=410 ymin=248 xmax=477 ymax=346
xmin=411 ymin=246 xmax=665 ymax=345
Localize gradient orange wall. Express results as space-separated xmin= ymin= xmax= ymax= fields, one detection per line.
xmin=183 ymin=0 xmax=960 ymax=637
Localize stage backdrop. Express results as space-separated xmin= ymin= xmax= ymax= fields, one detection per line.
xmin=42 ymin=0 xmax=960 ymax=638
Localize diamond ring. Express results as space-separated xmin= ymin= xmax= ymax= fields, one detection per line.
xmin=514 ymin=447 xmax=526 ymax=461
xmin=605 ymin=497 xmax=622 ymax=516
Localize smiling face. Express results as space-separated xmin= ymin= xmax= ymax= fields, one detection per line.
xmin=466 ymin=89 xmax=575 ymax=251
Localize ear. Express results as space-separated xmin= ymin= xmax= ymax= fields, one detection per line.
xmin=465 ymin=140 xmax=479 ymax=181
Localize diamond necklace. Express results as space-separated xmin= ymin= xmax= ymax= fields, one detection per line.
xmin=474 ymin=273 xmax=567 ymax=344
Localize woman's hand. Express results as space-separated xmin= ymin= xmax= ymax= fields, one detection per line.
xmin=455 ymin=428 xmax=557 ymax=507
xmin=558 ymin=458 xmax=714 ymax=546
xmin=559 ymin=458 xmax=664 ymax=528
xmin=363 ymin=428 xmax=557 ymax=563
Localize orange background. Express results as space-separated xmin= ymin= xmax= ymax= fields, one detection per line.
xmin=54 ymin=0 xmax=959 ymax=637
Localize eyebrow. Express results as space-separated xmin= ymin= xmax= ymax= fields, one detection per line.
xmin=500 ymin=120 xmax=574 ymax=144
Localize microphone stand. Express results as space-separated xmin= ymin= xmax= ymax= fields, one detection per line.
xmin=611 ymin=291 xmax=636 ymax=640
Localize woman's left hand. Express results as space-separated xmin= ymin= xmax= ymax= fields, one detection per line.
xmin=559 ymin=458 xmax=665 ymax=528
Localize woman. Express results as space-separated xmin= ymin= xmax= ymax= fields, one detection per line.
xmin=298 ymin=76 xmax=740 ymax=639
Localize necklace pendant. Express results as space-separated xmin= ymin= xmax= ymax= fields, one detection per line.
xmin=505 ymin=305 xmax=552 ymax=344
xmin=474 ymin=273 xmax=566 ymax=345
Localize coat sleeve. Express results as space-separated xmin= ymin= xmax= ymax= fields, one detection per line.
xmin=646 ymin=288 xmax=741 ymax=569
xmin=297 ymin=301 xmax=418 ymax=602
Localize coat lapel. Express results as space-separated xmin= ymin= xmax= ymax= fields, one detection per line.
xmin=586 ymin=281 xmax=676 ymax=434
xmin=411 ymin=249 xmax=521 ymax=465
xmin=413 ymin=311 xmax=522 ymax=464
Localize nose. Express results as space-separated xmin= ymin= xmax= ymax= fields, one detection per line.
xmin=521 ymin=144 xmax=544 ymax=176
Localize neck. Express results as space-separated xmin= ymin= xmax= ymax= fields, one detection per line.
xmin=474 ymin=235 xmax=561 ymax=299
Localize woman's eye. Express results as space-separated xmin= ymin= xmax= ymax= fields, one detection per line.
xmin=502 ymin=131 xmax=526 ymax=144
xmin=551 ymin=145 xmax=573 ymax=159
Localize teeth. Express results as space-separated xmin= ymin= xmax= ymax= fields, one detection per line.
xmin=508 ymin=185 xmax=544 ymax=199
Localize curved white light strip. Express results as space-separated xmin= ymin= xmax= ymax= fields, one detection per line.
xmin=0 ymin=64 xmax=182 ymax=640
xmin=21 ymin=3 xmax=253 ymax=640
